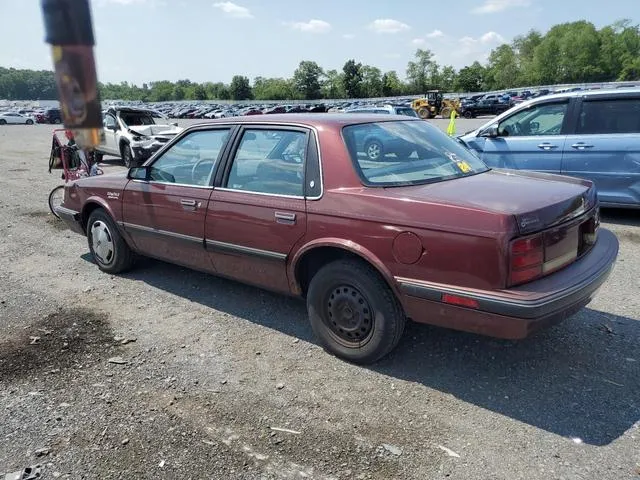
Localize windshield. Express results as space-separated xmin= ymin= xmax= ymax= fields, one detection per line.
xmin=342 ymin=120 xmax=489 ymax=187
xmin=395 ymin=107 xmax=418 ymax=118
xmin=120 ymin=112 xmax=157 ymax=126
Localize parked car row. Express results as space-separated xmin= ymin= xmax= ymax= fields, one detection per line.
xmin=0 ymin=107 xmax=62 ymax=124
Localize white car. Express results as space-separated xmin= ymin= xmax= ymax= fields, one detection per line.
xmin=0 ymin=112 xmax=35 ymax=125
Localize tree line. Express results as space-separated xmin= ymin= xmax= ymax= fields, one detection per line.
xmin=1 ymin=19 xmax=638 ymax=102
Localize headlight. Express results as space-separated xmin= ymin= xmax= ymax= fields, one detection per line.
xmin=131 ymin=135 xmax=148 ymax=142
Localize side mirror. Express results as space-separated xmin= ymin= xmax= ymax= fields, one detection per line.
xmin=128 ymin=166 xmax=149 ymax=181
xmin=480 ymin=125 xmax=499 ymax=138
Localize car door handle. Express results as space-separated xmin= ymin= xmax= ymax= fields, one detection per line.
xmin=537 ymin=143 xmax=558 ymax=150
xmin=180 ymin=199 xmax=197 ymax=207
xmin=571 ymin=143 xmax=594 ymax=150
xmin=275 ymin=211 xmax=296 ymax=224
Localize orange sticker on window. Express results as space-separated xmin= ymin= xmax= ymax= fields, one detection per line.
xmin=456 ymin=161 xmax=472 ymax=173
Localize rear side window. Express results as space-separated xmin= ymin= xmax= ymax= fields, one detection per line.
xmin=577 ymin=98 xmax=640 ymax=134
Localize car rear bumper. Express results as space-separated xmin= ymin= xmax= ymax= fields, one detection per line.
xmin=397 ymin=228 xmax=619 ymax=339
xmin=55 ymin=206 xmax=84 ymax=235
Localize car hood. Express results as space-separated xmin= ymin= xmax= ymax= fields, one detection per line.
xmin=383 ymin=170 xmax=596 ymax=235
xmin=128 ymin=125 xmax=182 ymax=137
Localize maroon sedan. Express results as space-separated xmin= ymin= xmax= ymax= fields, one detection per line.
xmin=56 ymin=114 xmax=618 ymax=363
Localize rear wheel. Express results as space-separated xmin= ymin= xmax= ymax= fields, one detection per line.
xmin=463 ymin=110 xmax=473 ymax=119
xmin=48 ymin=186 xmax=64 ymax=218
xmin=307 ymin=260 xmax=406 ymax=364
xmin=26 ymin=119 xmax=34 ymax=125
xmin=440 ymin=107 xmax=452 ymax=119
xmin=87 ymin=208 xmax=135 ymax=274
xmin=0 ymin=119 xmax=6 ymax=125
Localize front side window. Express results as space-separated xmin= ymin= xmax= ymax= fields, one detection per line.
xmin=104 ymin=114 xmax=116 ymax=129
xmin=120 ymin=112 xmax=156 ymax=126
xmin=343 ymin=120 xmax=488 ymax=186
xmin=149 ymin=129 xmax=231 ymax=186
xmin=498 ymin=102 xmax=568 ymax=137
xmin=577 ymin=98 xmax=640 ymax=134
xmin=226 ymin=129 xmax=307 ymax=196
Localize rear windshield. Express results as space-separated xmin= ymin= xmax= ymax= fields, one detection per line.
xmin=342 ymin=120 xmax=488 ymax=187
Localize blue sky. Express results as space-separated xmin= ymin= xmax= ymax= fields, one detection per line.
xmin=0 ymin=0 xmax=636 ymax=85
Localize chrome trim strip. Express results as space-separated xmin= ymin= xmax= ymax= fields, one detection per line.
xmin=131 ymin=179 xmax=214 ymax=189
xmin=120 ymin=222 xmax=203 ymax=245
xmin=205 ymin=239 xmax=287 ymax=261
xmin=215 ymin=187 xmax=304 ymax=200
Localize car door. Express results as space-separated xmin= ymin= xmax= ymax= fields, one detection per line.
xmin=474 ymin=99 xmax=571 ymax=172
xmin=121 ymin=127 xmax=233 ymax=271
xmin=561 ymin=94 xmax=640 ymax=206
xmin=205 ymin=126 xmax=318 ymax=294
xmin=102 ymin=113 xmax=119 ymax=154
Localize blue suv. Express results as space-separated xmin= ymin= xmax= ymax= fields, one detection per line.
xmin=460 ymin=89 xmax=640 ymax=208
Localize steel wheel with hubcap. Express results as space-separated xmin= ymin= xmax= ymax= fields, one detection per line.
xmin=87 ymin=208 xmax=135 ymax=274
xmin=364 ymin=139 xmax=383 ymax=161
xmin=307 ymin=259 xmax=406 ymax=364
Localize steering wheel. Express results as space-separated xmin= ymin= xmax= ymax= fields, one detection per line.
xmin=191 ymin=158 xmax=214 ymax=184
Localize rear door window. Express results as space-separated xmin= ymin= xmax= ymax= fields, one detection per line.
xmin=577 ymin=98 xmax=640 ymax=134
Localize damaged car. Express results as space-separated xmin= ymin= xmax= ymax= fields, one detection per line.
xmin=95 ymin=107 xmax=183 ymax=167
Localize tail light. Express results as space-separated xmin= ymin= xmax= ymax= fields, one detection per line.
xmin=509 ymin=235 xmax=544 ymax=286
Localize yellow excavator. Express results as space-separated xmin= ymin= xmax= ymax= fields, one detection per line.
xmin=411 ymin=90 xmax=461 ymax=119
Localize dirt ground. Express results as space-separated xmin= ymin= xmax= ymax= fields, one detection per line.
xmin=0 ymin=119 xmax=639 ymax=480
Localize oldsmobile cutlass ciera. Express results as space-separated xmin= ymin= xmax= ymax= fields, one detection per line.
xmin=56 ymin=114 xmax=619 ymax=364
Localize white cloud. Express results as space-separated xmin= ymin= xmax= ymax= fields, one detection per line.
xmin=342 ymin=33 xmax=356 ymax=40
xmin=480 ymin=31 xmax=505 ymax=43
xmin=411 ymin=38 xmax=426 ymax=46
xmin=368 ymin=19 xmax=410 ymax=34
xmin=426 ymin=29 xmax=444 ymax=39
xmin=472 ymin=0 xmax=531 ymax=14
xmin=286 ymin=19 xmax=332 ymax=33
xmin=213 ymin=1 xmax=253 ymax=18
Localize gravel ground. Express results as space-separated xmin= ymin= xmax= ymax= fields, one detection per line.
xmin=0 ymin=119 xmax=639 ymax=480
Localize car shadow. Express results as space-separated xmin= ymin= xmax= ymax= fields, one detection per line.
xmin=601 ymin=207 xmax=640 ymax=227
xmin=86 ymin=254 xmax=640 ymax=447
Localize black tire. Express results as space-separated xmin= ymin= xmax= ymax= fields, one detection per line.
xmin=26 ymin=119 xmax=34 ymax=125
xmin=418 ymin=107 xmax=431 ymax=119
xmin=364 ymin=139 xmax=384 ymax=161
xmin=463 ymin=110 xmax=473 ymax=119
xmin=48 ymin=185 xmax=64 ymax=218
xmin=307 ymin=259 xmax=406 ymax=364
xmin=0 ymin=119 xmax=6 ymax=125
xmin=121 ymin=142 xmax=134 ymax=168
xmin=86 ymin=208 xmax=135 ymax=274
xmin=53 ymin=118 xmax=61 ymax=124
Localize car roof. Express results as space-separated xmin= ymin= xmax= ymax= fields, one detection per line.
xmin=192 ymin=113 xmax=421 ymax=129
xmin=524 ymin=87 xmax=639 ymax=102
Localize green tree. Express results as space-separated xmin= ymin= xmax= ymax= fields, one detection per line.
xmin=322 ymin=69 xmax=345 ymax=99
xmin=381 ymin=71 xmax=403 ymax=96
xmin=486 ymin=44 xmax=520 ymax=89
xmin=253 ymin=77 xmax=296 ymax=100
xmin=229 ymin=75 xmax=253 ymax=100
xmin=361 ymin=65 xmax=383 ymax=98
xmin=292 ymin=61 xmax=323 ymax=100
xmin=342 ymin=59 xmax=363 ymax=98
xmin=406 ymin=49 xmax=435 ymax=94
xmin=454 ymin=62 xmax=485 ymax=92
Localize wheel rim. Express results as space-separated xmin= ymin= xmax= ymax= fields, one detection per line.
xmin=324 ymin=285 xmax=374 ymax=347
xmin=91 ymin=220 xmax=115 ymax=265
xmin=367 ymin=143 xmax=381 ymax=160
xmin=49 ymin=187 xmax=64 ymax=217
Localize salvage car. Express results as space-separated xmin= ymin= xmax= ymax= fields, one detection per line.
xmin=95 ymin=107 xmax=183 ymax=167
xmin=460 ymin=88 xmax=640 ymax=208
xmin=55 ymin=114 xmax=618 ymax=364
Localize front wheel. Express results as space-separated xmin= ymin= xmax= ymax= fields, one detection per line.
xmin=48 ymin=185 xmax=64 ymax=218
xmin=121 ymin=143 xmax=134 ymax=168
xmin=26 ymin=119 xmax=34 ymax=125
xmin=87 ymin=208 xmax=135 ymax=274
xmin=307 ymin=260 xmax=406 ymax=364
xmin=0 ymin=119 xmax=6 ymax=125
